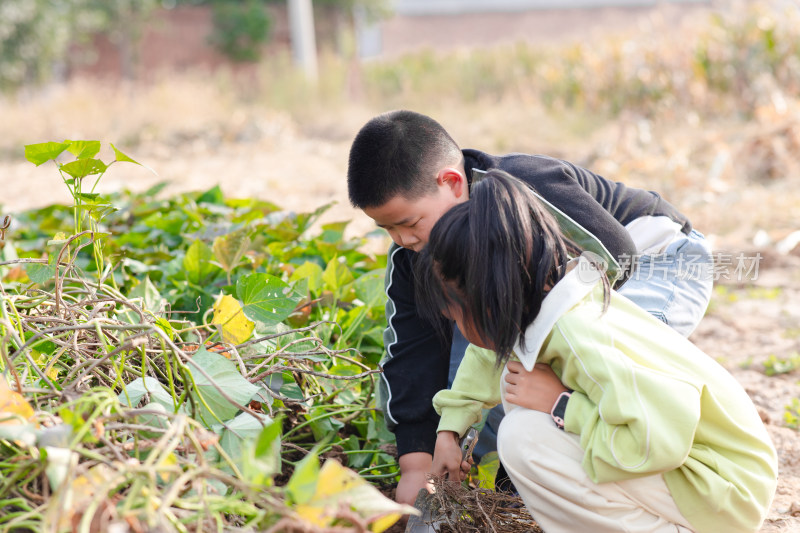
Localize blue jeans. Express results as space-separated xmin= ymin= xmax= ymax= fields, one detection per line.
xmin=617 ymin=229 xmax=713 ymax=337
xmin=447 ymin=229 xmax=714 ymax=457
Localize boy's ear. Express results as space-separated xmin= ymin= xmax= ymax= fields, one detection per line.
xmin=437 ymin=167 xmax=468 ymax=199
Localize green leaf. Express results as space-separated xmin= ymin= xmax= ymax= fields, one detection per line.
xmin=354 ymin=270 xmax=385 ymax=309
xmin=189 ymin=348 xmax=260 ymax=424
xmin=184 ymin=240 xmax=218 ymax=285
xmin=110 ymin=143 xmax=142 ymax=165
xmin=319 ymin=221 xmax=349 ymax=243
xmin=212 ymin=228 xmax=251 ymax=274
xmin=111 ymin=143 xmax=157 ymax=175
xmin=197 ymin=185 xmax=225 ymax=205
xmin=218 ymin=411 xmax=271 ymax=473
xmin=241 ymin=416 xmax=283 ymax=487
xmin=287 ymin=451 xmax=320 ymax=505
xmin=476 ymin=451 xmax=501 ymax=490
xmin=236 ymin=273 xmax=302 ymax=328
xmin=24 ymin=142 xmax=70 ymax=166
xmin=22 ymin=331 xmax=58 ymax=357
xmin=74 ymin=192 xmax=101 ymax=203
xmin=118 ymin=377 xmax=174 ymax=410
xmin=291 ymin=262 xmax=324 ymax=294
xmin=308 ymin=407 xmax=344 ymax=441
xmin=323 ymin=257 xmax=354 ymax=294
xmin=367 ymin=417 xmax=395 ymax=444
xmin=280 ymin=380 xmax=305 ymax=402
xmin=133 ymin=403 xmax=172 ymax=438
xmin=127 ymin=276 xmax=167 ymax=314
xmin=154 ymin=317 xmax=174 ymax=341
xmin=65 ymin=140 xmax=101 ymax=159
xmin=254 ymin=415 xmax=283 ymax=458
xmin=60 ymin=158 xmax=107 ymax=180
xmin=25 ymin=261 xmax=56 ymax=284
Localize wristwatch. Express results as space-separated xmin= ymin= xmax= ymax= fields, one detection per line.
xmin=550 ymin=390 xmax=572 ymax=430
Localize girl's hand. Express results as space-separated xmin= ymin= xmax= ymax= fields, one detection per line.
xmin=505 ymin=361 xmax=568 ymax=412
xmin=432 ymin=431 xmax=471 ymax=482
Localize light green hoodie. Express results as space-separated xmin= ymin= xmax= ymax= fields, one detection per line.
xmin=434 ymin=258 xmax=778 ymax=533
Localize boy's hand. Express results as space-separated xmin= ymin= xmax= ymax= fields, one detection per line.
xmin=396 ymin=452 xmax=434 ymax=507
xmin=505 ymin=361 xmax=568 ymax=412
xmin=432 ymin=431 xmax=471 ymax=482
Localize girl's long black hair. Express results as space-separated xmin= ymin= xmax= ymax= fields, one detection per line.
xmin=415 ymin=169 xmax=584 ymax=366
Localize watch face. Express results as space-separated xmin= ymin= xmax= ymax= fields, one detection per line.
xmin=551 ymin=391 xmax=571 ymax=430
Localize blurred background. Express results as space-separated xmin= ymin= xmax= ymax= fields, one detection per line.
xmin=1 ymin=0 xmax=799 ymax=251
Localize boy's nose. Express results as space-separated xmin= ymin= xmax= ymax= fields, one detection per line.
xmin=398 ymin=229 xmax=419 ymax=249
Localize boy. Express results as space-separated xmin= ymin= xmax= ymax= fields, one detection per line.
xmin=346 ymin=109 xmax=713 ymax=507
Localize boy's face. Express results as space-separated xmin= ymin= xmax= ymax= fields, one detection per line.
xmin=363 ymin=168 xmax=467 ymax=253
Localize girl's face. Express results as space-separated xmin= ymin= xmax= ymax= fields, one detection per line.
xmin=443 ymin=289 xmax=494 ymax=351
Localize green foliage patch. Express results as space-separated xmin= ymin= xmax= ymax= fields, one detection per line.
xmin=0 ymin=142 xmax=406 ymax=531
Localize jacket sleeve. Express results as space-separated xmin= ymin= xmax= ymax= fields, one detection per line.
xmin=432 ymin=344 xmax=502 ymax=437
xmin=553 ymin=317 xmax=703 ymax=484
xmin=378 ymin=244 xmax=451 ymax=456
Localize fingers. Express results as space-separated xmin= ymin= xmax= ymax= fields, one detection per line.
xmin=433 ymin=455 xmax=462 ymax=480
xmin=446 ymin=461 xmax=462 ymax=481
xmin=506 ymin=360 xmax=524 ymax=373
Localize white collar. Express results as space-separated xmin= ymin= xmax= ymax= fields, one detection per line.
xmin=513 ymin=256 xmax=602 ymax=371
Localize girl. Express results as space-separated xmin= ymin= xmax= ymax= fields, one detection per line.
xmin=414 ymin=169 xmax=777 ymax=533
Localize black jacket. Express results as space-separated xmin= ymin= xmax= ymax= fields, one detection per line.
xmin=379 ymin=149 xmax=691 ymax=456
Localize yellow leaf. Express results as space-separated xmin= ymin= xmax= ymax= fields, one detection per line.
xmin=33 ymin=350 xmax=59 ymax=380
xmin=0 ymin=375 xmax=35 ymax=425
xmin=211 ymin=294 xmax=255 ymax=345
xmin=370 ymin=513 xmax=405 ymax=533
xmin=157 ymin=452 xmax=178 ymax=484
xmin=294 ymin=460 xmax=419 ymax=532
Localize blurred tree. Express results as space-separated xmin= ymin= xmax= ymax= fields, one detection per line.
xmin=0 ymin=0 xmax=78 ymax=90
xmin=314 ymin=0 xmax=389 ymax=57
xmin=85 ymin=0 xmax=162 ymax=81
xmin=0 ymin=0 xmax=159 ymax=90
xmin=207 ymin=0 xmax=273 ymax=62
xmin=0 ymin=0 xmax=390 ymax=91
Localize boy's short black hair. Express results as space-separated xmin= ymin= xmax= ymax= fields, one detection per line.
xmin=347 ymin=110 xmax=464 ymax=209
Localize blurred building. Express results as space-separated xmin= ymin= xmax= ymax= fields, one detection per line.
xmin=69 ymin=0 xmax=711 ymax=80
xmin=358 ymin=0 xmax=711 ymax=58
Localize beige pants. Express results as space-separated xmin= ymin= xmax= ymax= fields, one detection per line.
xmin=497 ymin=408 xmax=695 ymax=533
